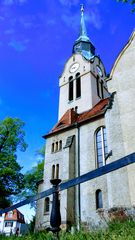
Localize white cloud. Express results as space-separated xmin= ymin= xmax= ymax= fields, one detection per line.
xmin=0 ymin=16 xmax=5 ymax=21
xmin=110 ymin=24 xmax=118 ymax=35
xmin=4 ymin=28 xmax=15 ymax=35
xmin=59 ymin=0 xmax=80 ymax=7
xmin=61 ymin=8 xmax=103 ymax=31
xmin=59 ymin=0 xmax=100 ymax=8
xmin=47 ymin=19 xmax=56 ymax=26
xmin=2 ymin=0 xmax=27 ymax=6
xmin=87 ymin=0 xmax=100 ymax=5
xmin=3 ymin=0 xmax=14 ymax=5
xmin=85 ymin=10 xmax=103 ymax=30
xmin=61 ymin=12 xmax=80 ymax=30
xmin=8 ymin=39 xmax=26 ymax=52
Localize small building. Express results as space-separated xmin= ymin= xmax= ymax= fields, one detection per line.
xmin=0 ymin=214 xmax=4 ymax=233
xmin=3 ymin=209 xmax=25 ymax=236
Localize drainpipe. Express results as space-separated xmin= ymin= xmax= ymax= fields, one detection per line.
xmin=75 ymin=122 xmax=81 ymax=231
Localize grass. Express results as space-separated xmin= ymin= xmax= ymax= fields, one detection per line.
xmin=1 ymin=220 xmax=135 ymax=240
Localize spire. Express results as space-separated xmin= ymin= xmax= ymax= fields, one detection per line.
xmin=79 ymin=4 xmax=89 ymax=42
xmin=72 ymin=4 xmax=95 ymax=60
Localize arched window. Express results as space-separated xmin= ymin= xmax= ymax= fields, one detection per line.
xmin=59 ymin=140 xmax=62 ymax=151
xmin=52 ymin=165 xmax=55 ymax=179
xmin=44 ymin=197 xmax=50 ymax=213
xmin=55 ymin=142 xmax=58 ymax=151
xmin=56 ymin=164 xmax=59 ymax=179
xmin=96 ymin=189 xmax=103 ymax=209
xmin=96 ymin=127 xmax=108 ymax=168
xmin=96 ymin=76 xmax=100 ymax=98
xmin=101 ymin=80 xmax=104 ymax=99
xmin=76 ymin=72 xmax=81 ymax=98
xmin=69 ymin=76 xmax=73 ymax=101
xmin=52 ymin=143 xmax=54 ymax=153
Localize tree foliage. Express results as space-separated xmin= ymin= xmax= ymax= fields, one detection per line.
xmin=22 ymin=145 xmax=45 ymax=200
xmin=117 ymin=0 xmax=135 ymax=11
xmin=0 ymin=117 xmax=27 ymax=208
xmin=24 ymin=160 xmax=44 ymax=197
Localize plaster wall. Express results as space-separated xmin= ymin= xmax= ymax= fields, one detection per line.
xmin=58 ymin=54 xmax=108 ymax=120
xmin=106 ymin=31 xmax=135 ymax=208
xmin=35 ymin=129 xmax=76 ymax=230
xmin=3 ymin=221 xmax=21 ymax=236
xmin=79 ymin=118 xmax=109 ymax=226
xmin=0 ymin=215 xmax=4 ymax=233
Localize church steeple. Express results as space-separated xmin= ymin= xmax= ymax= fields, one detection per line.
xmin=73 ymin=4 xmax=95 ymax=60
xmin=78 ymin=4 xmax=90 ymax=42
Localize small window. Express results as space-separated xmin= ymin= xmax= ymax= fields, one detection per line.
xmin=5 ymin=221 xmax=13 ymax=227
xmin=52 ymin=165 xmax=55 ymax=179
xmin=69 ymin=76 xmax=73 ymax=101
xmin=101 ymin=81 xmax=104 ymax=99
xmin=59 ymin=140 xmax=62 ymax=151
xmin=44 ymin=197 xmax=50 ymax=213
xmin=56 ymin=164 xmax=59 ymax=179
xmin=52 ymin=143 xmax=54 ymax=153
xmin=96 ymin=76 xmax=100 ymax=98
xmin=96 ymin=127 xmax=108 ymax=168
xmin=96 ymin=189 xmax=103 ymax=209
xmin=55 ymin=142 xmax=58 ymax=152
xmin=52 ymin=140 xmax=62 ymax=153
xmin=76 ymin=73 xmax=81 ymax=98
xmin=8 ymin=211 xmax=13 ymax=218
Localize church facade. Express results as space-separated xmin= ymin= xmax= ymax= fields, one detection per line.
xmin=35 ymin=7 xmax=135 ymax=230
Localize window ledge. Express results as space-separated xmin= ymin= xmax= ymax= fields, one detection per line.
xmin=68 ymin=100 xmax=74 ymax=104
xmin=51 ymin=149 xmax=62 ymax=154
xmin=44 ymin=212 xmax=49 ymax=215
xmin=96 ymin=208 xmax=104 ymax=213
xmin=76 ymin=96 xmax=81 ymax=100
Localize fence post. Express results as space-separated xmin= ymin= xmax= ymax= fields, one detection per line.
xmin=50 ymin=179 xmax=61 ymax=235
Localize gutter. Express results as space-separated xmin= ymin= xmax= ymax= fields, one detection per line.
xmin=43 ymin=111 xmax=105 ymax=139
xmin=76 ymin=123 xmax=81 ymax=230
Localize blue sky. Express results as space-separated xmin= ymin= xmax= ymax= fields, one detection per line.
xmin=0 ymin=0 xmax=134 ymax=175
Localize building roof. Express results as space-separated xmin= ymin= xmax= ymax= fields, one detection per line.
xmin=44 ymin=98 xmax=109 ymax=138
xmin=109 ymin=29 xmax=135 ymax=78
xmin=4 ymin=209 xmax=25 ymax=224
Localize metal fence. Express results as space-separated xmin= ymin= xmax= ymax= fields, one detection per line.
xmin=0 ymin=152 xmax=135 ymax=234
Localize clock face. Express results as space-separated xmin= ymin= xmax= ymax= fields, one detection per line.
xmin=69 ymin=62 xmax=80 ymax=73
xmin=96 ymin=65 xmax=103 ymax=77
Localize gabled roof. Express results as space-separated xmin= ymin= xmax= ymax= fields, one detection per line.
xmin=110 ymin=29 xmax=135 ymax=78
xmin=44 ymin=98 xmax=109 ymax=138
xmin=4 ymin=209 xmax=25 ymax=224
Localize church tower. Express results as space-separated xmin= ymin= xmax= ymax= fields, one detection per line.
xmin=35 ymin=6 xmax=110 ymax=231
xmin=35 ymin=5 xmax=135 ymax=231
xmin=58 ymin=5 xmax=108 ymax=119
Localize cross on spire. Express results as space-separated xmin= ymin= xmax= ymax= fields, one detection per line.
xmin=81 ymin=4 xmax=84 ymax=14
xmin=72 ymin=4 xmax=95 ymax=60
xmin=80 ymin=4 xmax=87 ymax=38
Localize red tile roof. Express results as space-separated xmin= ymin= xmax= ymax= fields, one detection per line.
xmin=45 ymin=98 xmax=109 ymax=137
xmin=4 ymin=209 xmax=25 ymax=223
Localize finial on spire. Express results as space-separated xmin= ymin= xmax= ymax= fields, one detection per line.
xmin=81 ymin=4 xmax=84 ymax=14
xmin=73 ymin=3 xmax=95 ymax=60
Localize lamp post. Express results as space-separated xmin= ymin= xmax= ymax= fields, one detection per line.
xmin=50 ymin=178 xmax=61 ymax=237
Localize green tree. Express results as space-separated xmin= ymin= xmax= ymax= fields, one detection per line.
xmin=0 ymin=117 xmax=27 ymax=208
xmin=117 ymin=0 xmax=135 ymax=11
xmin=22 ymin=145 xmax=45 ymax=199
